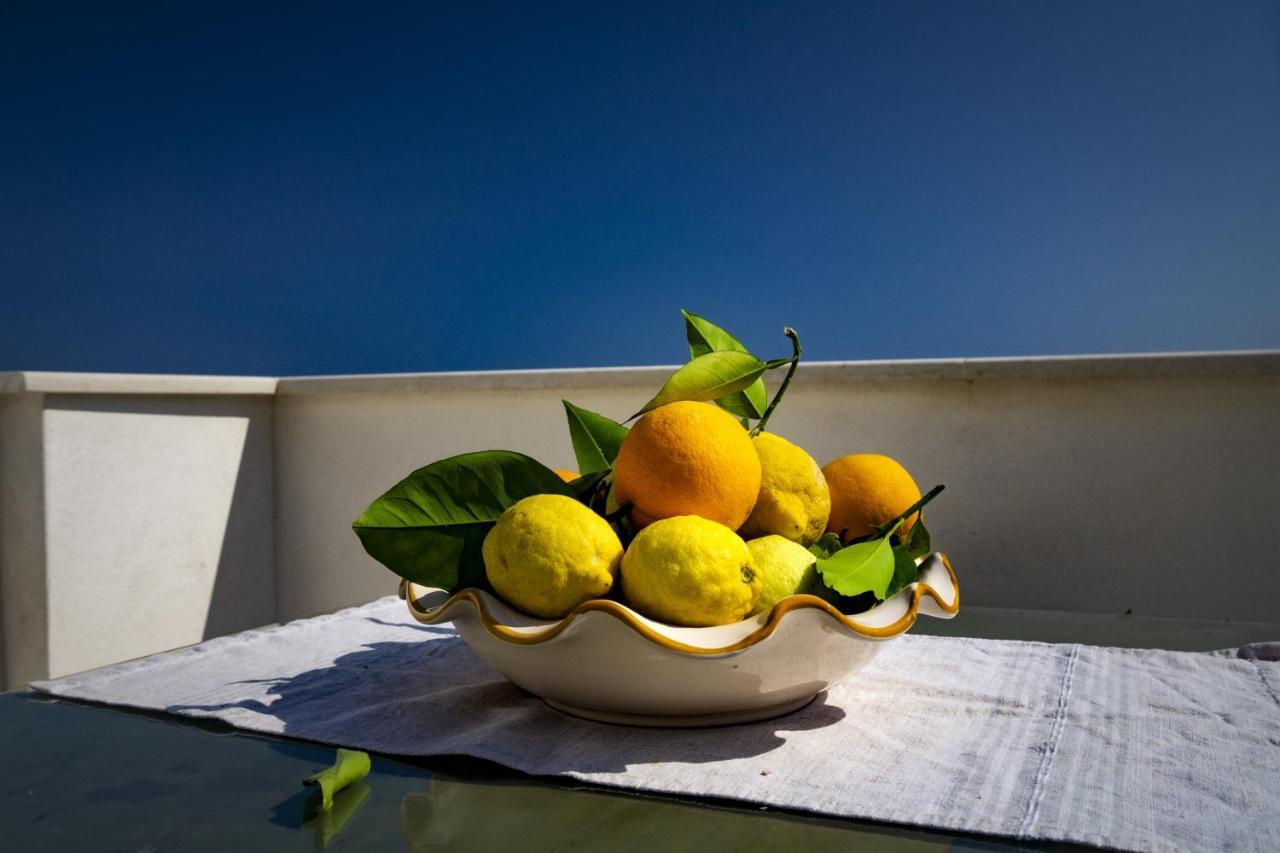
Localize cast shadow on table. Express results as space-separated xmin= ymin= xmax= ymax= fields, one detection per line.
xmin=166 ymin=618 xmax=845 ymax=774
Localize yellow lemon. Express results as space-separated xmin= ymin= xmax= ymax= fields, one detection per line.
xmin=739 ymin=432 xmax=831 ymax=545
xmin=612 ymin=401 xmax=761 ymax=530
xmin=822 ymin=453 xmax=922 ymax=541
xmin=620 ymin=515 xmax=759 ymax=626
xmin=482 ymin=494 xmax=622 ymax=618
xmin=746 ymin=535 xmax=821 ymax=615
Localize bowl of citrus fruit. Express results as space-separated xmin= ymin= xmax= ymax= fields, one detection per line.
xmin=354 ymin=311 xmax=959 ymax=726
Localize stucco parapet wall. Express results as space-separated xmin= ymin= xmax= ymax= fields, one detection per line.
xmin=0 ymin=372 xmax=278 ymax=395
xmin=3 ymin=351 xmax=1277 ymax=398
xmin=274 ymin=350 xmax=1280 ymax=395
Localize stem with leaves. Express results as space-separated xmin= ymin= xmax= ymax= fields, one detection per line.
xmin=751 ymin=327 xmax=802 ymax=435
xmin=879 ymin=484 xmax=945 ymax=534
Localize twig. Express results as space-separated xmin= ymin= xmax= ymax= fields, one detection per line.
xmin=751 ymin=327 xmax=801 ymax=435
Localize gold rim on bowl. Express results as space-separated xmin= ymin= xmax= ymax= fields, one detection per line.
xmin=400 ymin=553 xmax=959 ymax=656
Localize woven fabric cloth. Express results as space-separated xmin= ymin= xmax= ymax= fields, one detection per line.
xmin=32 ymin=595 xmax=1280 ymax=851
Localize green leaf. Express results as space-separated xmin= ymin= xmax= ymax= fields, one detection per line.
xmin=818 ymin=589 xmax=879 ymax=616
xmin=562 ymin=400 xmax=628 ymax=474
xmin=305 ymin=782 xmax=369 ymax=848
xmin=714 ymin=379 xmax=768 ymax=419
xmin=352 ymin=450 xmax=573 ymax=589
xmin=885 ymin=545 xmax=921 ymax=599
xmin=905 ymin=517 xmax=931 ymax=560
xmin=815 ymin=529 xmax=899 ymax=600
xmin=681 ymin=310 xmax=767 ymax=419
xmin=633 ymin=351 xmax=767 ymax=419
xmin=682 ymin=309 xmax=752 ymax=357
xmin=303 ymin=749 xmax=371 ymax=812
xmin=567 ymin=469 xmax=608 ymax=501
xmin=807 ymin=532 xmax=844 ymax=560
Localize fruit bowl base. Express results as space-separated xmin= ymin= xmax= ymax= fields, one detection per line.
xmin=543 ymin=693 xmax=818 ymax=728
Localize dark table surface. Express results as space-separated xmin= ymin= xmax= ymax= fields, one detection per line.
xmin=4 ymin=607 xmax=1276 ymax=852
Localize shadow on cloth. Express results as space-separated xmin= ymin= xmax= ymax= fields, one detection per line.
xmin=167 ymin=617 xmax=845 ymax=774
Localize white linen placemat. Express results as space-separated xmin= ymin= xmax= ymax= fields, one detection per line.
xmin=32 ymin=596 xmax=1280 ymax=851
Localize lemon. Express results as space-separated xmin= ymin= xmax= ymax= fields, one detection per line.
xmin=620 ymin=515 xmax=759 ymax=626
xmin=482 ymin=494 xmax=623 ymax=619
xmin=612 ymin=401 xmax=761 ymax=530
xmin=822 ymin=453 xmax=922 ymax=540
xmin=739 ymin=432 xmax=831 ymax=545
xmin=746 ymin=535 xmax=820 ymax=615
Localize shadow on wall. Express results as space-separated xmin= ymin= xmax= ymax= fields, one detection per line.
xmin=204 ymin=408 xmax=275 ymax=639
xmin=40 ymin=395 xmax=277 ymax=656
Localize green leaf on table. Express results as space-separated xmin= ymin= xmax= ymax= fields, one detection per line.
xmin=885 ymin=544 xmax=921 ymax=599
xmin=808 ymin=532 xmax=844 ymax=559
xmin=563 ymin=400 xmax=628 ymax=474
xmin=352 ymin=450 xmax=573 ymax=590
xmin=681 ymin=309 xmax=767 ymax=419
xmin=632 ymin=351 xmax=767 ymax=419
xmin=905 ymin=517 xmax=931 ymax=560
xmin=306 ymin=782 xmax=370 ymax=848
xmin=303 ymin=749 xmax=371 ymax=812
xmin=814 ymin=528 xmax=900 ymax=600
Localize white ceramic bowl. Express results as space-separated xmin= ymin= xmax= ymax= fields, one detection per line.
xmin=402 ymin=552 xmax=959 ymax=727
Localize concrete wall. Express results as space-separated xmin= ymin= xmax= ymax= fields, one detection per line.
xmin=0 ymin=374 xmax=277 ymax=686
xmin=0 ymin=394 xmax=47 ymax=687
xmin=273 ymin=354 xmax=1280 ymax=623
xmin=273 ymin=382 xmax=650 ymax=620
xmin=41 ymin=395 xmax=277 ymax=676
xmin=771 ymin=371 xmax=1279 ymax=618
xmin=2 ymin=354 xmax=1278 ymax=686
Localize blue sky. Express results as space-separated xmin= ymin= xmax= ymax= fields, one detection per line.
xmin=2 ymin=1 xmax=1277 ymax=375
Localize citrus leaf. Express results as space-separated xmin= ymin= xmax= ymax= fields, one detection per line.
xmin=632 ymin=351 xmax=766 ymax=419
xmin=563 ymin=400 xmax=628 ymax=474
xmin=303 ymin=749 xmax=371 ymax=812
xmin=352 ymin=450 xmax=572 ymax=589
xmin=905 ymin=517 xmax=931 ymax=560
xmin=714 ymin=378 xmax=768 ymax=419
xmin=682 ymin=309 xmax=767 ymax=419
xmin=819 ymin=589 xmax=878 ymax=616
xmin=815 ymin=529 xmax=899 ymax=600
xmin=567 ymin=469 xmax=608 ymax=502
xmin=682 ymin=309 xmax=752 ymax=357
xmin=885 ymin=544 xmax=921 ymax=599
xmin=306 ymin=781 xmax=370 ymax=848
xmin=808 ymin=532 xmax=844 ymax=560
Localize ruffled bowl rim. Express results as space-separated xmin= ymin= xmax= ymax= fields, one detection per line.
xmin=400 ymin=552 xmax=959 ymax=656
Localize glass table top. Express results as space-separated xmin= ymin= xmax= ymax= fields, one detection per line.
xmin=4 ymin=607 xmax=1274 ymax=852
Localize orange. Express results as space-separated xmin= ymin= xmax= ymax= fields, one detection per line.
xmin=822 ymin=453 xmax=921 ymax=541
xmin=613 ymin=401 xmax=761 ymax=530
xmin=553 ymin=468 xmax=579 ymax=483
